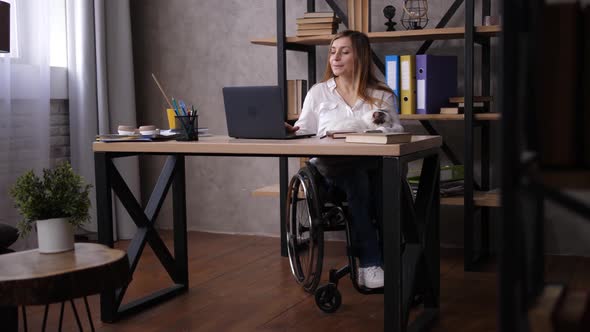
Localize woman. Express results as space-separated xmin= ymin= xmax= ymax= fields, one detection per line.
xmin=287 ymin=30 xmax=404 ymax=289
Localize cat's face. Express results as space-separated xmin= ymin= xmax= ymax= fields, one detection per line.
xmin=362 ymin=110 xmax=394 ymax=129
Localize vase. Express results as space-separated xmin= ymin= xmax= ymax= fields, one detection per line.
xmin=36 ymin=218 xmax=74 ymax=253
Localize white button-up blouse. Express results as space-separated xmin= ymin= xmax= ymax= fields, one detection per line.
xmin=294 ymin=78 xmax=404 ymax=137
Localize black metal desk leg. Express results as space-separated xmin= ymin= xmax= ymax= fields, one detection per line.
xmin=279 ymin=156 xmax=289 ymax=257
xmin=419 ymin=154 xmax=440 ymax=309
xmin=94 ymin=152 xmax=116 ymax=322
xmin=382 ymin=157 xmax=403 ymax=331
xmin=173 ymin=155 xmax=188 ymax=287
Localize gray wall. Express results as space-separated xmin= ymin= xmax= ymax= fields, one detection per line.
xmin=128 ymin=0 xmax=589 ymax=255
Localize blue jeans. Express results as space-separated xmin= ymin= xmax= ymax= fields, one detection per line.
xmin=323 ymin=166 xmax=381 ymax=268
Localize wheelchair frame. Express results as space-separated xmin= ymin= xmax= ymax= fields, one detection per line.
xmin=285 ymin=153 xmax=440 ymax=331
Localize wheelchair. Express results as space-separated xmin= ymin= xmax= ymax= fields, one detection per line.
xmin=285 ymin=160 xmax=425 ymax=314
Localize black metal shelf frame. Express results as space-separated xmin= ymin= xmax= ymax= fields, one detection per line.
xmin=275 ymin=0 xmax=495 ymax=271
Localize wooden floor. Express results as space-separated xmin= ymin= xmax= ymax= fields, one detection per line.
xmin=17 ymin=231 xmax=590 ymax=332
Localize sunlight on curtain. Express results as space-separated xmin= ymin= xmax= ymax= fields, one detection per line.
xmin=0 ymin=0 xmax=51 ymax=241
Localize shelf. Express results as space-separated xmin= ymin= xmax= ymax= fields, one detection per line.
xmin=253 ymin=184 xmax=501 ymax=207
xmin=251 ymin=25 xmax=501 ymax=46
xmin=540 ymin=170 xmax=590 ymax=189
xmin=252 ymin=184 xmax=281 ymax=197
xmin=400 ymin=113 xmax=501 ymax=121
xmin=441 ymin=190 xmax=501 ymax=207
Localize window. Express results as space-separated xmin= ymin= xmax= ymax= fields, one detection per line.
xmin=2 ymin=0 xmax=67 ymax=68
xmin=49 ymin=0 xmax=66 ymax=68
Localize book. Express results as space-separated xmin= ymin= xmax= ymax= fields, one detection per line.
xmin=448 ymin=96 xmax=493 ymax=103
xmin=95 ymin=133 xmax=181 ymax=142
xmin=296 ymin=23 xmax=337 ymax=30
xmin=440 ymin=106 xmax=485 ymax=114
xmin=439 ymin=180 xmax=464 ymax=197
xmin=286 ymin=80 xmax=307 ymax=120
xmin=440 ymin=165 xmax=464 ymax=182
xmin=345 ymin=132 xmax=412 ymax=144
xmin=416 ymin=54 xmax=458 ymax=114
xmin=303 ymin=12 xmax=335 ymax=18
xmin=440 ymin=107 xmax=463 ymax=114
xmin=385 ymin=55 xmax=400 ymax=113
xmin=295 ymin=17 xmax=340 ymax=24
xmin=324 ymin=130 xmax=357 ymax=139
xmin=296 ymin=29 xmax=336 ymax=37
xmin=347 ymin=0 xmax=369 ymax=33
xmin=400 ymin=55 xmax=416 ymax=114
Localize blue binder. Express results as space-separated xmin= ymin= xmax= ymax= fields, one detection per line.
xmin=385 ymin=55 xmax=400 ymax=113
xmin=415 ymin=55 xmax=458 ymax=114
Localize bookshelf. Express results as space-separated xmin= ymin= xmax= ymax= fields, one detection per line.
xmin=251 ymin=25 xmax=501 ymax=46
xmin=254 ymin=0 xmax=500 ymax=271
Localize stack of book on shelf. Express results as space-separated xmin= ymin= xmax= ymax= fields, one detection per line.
xmin=296 ymin=12 xmax=340 ymax=37
xmin=440 ymin=96 xmax=492 ymax=114
xmin=287 ymin=80 xmax=307 ymax=121
xmin=408 ymin=165 xmax=464 ymax=197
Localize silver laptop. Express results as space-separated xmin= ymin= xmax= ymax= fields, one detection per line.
xmin=222 ymin=86 xmax=315 ymax=139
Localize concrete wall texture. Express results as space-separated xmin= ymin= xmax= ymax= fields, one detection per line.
xmin=128 ymin=0 xmax=590 ymax=255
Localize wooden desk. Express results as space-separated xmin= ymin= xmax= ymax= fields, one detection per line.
xmin=93 ymin=135 xmax=442 ymax=331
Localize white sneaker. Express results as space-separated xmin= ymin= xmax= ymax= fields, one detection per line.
xmin=358 ymin=266 xmax=384 ymax=289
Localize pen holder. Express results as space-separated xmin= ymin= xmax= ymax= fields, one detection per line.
xmin=175 ymin=114 xmax=199 ymax=141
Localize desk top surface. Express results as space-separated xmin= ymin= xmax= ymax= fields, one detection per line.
xmin=0 ymin=243 xmax=129 ymax=305
xmin=93 ymin=135 xmax=442 ymax=157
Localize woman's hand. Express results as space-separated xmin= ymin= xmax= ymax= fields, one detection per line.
xmin=285 ymin=122 xmax=299 ymax=133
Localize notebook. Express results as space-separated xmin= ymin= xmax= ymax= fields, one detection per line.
xmin=222 ymin=86 xmax=315 ymax=139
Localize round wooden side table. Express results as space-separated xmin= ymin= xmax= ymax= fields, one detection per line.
xmin=0 ymin=243 xmax=129 ymax=331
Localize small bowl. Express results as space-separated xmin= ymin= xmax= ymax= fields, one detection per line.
xmin=118 ymin=125 xmax=137 ymax=135
xmin=139 ymin=125 xmax=159 ymax=136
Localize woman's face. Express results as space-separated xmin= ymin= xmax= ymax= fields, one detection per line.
xmin=329 ymin=37 xmax=354 ymax=78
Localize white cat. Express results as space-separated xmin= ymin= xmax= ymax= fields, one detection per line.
xmin=325 ymin=110 xmax=396 ymax=133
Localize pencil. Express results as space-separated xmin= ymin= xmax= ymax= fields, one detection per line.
xmin=151 ymin=73 xmax=174 ymax=109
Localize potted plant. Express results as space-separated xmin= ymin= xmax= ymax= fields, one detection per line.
xmin=9 ymin=162 xmax=92 ymax=253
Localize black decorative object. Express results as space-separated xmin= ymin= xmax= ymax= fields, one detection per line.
xmin=383 ymin=5 xmax=397 ymax=31
xmin=401 ymin=0 xmax=429 ymax=30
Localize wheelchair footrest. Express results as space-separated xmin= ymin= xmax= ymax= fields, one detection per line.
xmin=329 ymin=265 xmax=351 ymax=284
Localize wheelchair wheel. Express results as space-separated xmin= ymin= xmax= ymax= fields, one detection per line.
xmin=315 ymin=283 xmax=342 ymax=313
xmin=285 ymin=168 xmax=324 ymax=293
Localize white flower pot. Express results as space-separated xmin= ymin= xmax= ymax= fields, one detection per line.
xmin=36 ymin=218 xmax=75 ymax=253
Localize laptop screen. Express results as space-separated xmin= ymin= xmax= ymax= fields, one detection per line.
xmin=222 ymin=86 xmax=288 ymax=139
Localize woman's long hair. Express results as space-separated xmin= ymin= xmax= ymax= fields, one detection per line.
xmin=322 ymin=30 xmax=393 ymax=108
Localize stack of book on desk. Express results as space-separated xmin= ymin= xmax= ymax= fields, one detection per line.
xmin=296 ymin=12 xmax=340 ymax=37
xmin=95 ymin=133 xmax=180 ymax=142
xmin=324 ymin=131 xmax=412 ymax=144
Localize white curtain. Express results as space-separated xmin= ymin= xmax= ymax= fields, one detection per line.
xmin=66 ymin=0 xmax=139 ymax=240
xmin=0 ymin=0 xmax=51 ymax=250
